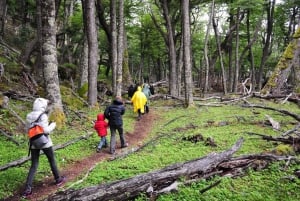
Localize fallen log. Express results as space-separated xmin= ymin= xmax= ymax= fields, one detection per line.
xmin=46 ymin=138 xmax=244 ymax=201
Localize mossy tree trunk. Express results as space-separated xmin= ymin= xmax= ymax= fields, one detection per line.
xmin=261 ymin=27 xmax=300 ymax=95
xmin=37 ymin=0 xmax=66 ymax=127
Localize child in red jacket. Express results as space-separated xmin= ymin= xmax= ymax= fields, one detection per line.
xmin=94 ymin=113 xmax=109 ymax=152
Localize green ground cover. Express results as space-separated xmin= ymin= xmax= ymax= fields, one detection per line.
xmin=0 ymin=98 xmax=299 ymax=200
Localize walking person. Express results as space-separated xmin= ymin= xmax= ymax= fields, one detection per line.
xmin=142 ymin=83 xmax=153 ymax=113
xmin=104 ymin=96 xmax=128 ymax=154
xmin=22 ymin=98 xmax=65 ymax=199
xmin=94 ymin=113 xmax=109 ymax=152
xmin=131 ymin=86 xmax=147 ymax=120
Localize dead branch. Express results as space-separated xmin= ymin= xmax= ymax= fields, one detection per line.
xmin=253 ymin=93 xmax=300 ymax=106
xmin=281 ymin=124 xmax=300 ymax=137
xmin=199 ymin=180 xmax=221 ymax=194
xmin=0 ymin=132 xmax=93 ymax=171
xmin=245 ymin=132 xmax=300 ymax=145
xmin=242 ymin=104 xmax=300 ymax=122
xmin=0 ymin=129 xmax=20 ymax=146
xmin=197 ymin=94 xmax=252 ymax=107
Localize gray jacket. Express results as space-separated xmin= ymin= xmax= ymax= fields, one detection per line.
xmin=26 ymin=98 xmax=56 ymax=149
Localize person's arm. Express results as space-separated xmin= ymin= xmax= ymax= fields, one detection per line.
xmin=39 ymin=113 xmax=56 ymax=134
xmin=104 ymin=106 xmax=110 ymax=119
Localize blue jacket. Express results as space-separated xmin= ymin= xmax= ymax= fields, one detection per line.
xmin=104 ymin=99 xmax=125 ymax=127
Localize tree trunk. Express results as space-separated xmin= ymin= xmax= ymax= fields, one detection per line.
xmin=233 ymin=7 xmax=240 ymax=93
xmin=212 ymin=2 xmax=227 ymax=95
xmin=110 ymin=0 xmax=117 ymax=94
xmin=116 ymin=0 xmax=124 ymax=97
xmin=161 ymin=0 xmax=177 ymax=96
xmin=0 ymin=0 xmax=7 ymax=39
xmin=177 ymin=34 xmax=183 ymax=96
xmin=38 ymin=0 xmax=63 ymax=111
xmin=203 ymin=1 xmax=213 ymax=93
xmin=262 ymin=27 xmax=300 ymax=95
xmin=47 ymin=138 xmax=244 ymax=201
xmin=181 ymin=0 xmax=193 ymax=107
xmin=85 ymin=0 xmax=99 ymax=106
xmin=258 ymin=0 xmax=275 ymax=90
xmin=78 ymin=34 xmax=88 ymax=89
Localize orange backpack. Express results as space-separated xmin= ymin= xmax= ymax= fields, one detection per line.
xmin=28 ymin=113 xmax=45 ymax=139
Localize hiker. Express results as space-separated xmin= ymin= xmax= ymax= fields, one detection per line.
xmin=142 ymin=83 xmax=152 ymax=113
xmin=127 ymin=84 xmax=135 ymax=98
xmin=131 ymin=86 xmax=147 ymax=120
xmin=94 ymin=113 xmax=109 ymax=152
xmin=22 ymin=98 xmax=65 ymax=198
xmin=104 ymin=96 xmax=128 ymax=154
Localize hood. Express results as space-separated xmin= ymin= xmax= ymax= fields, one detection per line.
xmin=137 ymin=86 xmax=142 ymax=92
xmin=113 ymin=96 xmax=123 ymax=105
xmin=32 ymin=98 xmax=48 ymax=112
xmin=143 ymin=84 xmax=150 ymax=90
xmin=97 ymin=113 xmax=105 ymax=121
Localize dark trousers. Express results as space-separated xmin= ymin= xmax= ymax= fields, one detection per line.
xmin=25 ymin=147 xmax=60 ymax=190
xmin=109 ymin=125 xmax=125 ymax=153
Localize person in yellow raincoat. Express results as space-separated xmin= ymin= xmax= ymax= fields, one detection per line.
xmin=131 ymin=86 xmax=147 ymax=120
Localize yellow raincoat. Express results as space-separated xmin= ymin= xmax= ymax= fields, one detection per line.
xmin=131 ymin=86 xmax=147 ymax=113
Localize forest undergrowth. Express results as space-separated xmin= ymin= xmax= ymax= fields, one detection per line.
xmin=0 ymin=96 xmax=300 ymax=201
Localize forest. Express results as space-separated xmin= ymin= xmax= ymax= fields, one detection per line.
xmin=0 ymin=0 xmax=300 ymax=200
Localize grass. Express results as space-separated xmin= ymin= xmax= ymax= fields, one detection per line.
xmin=0 ymin=97 xmax=299 ymax=200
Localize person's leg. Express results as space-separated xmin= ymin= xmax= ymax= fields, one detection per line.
xmin=97 ymin=137 xmax=106 ymax=150
xmin=24 ymin=149 xmax=40 ymax=192
xmin=42 ymin=147 xmax=60 ymax=181
xmin=137 ymin=109 xmax=142 ymax=120
xmin=104 ymin=137 xmax=108 ymax=147
xmin=118 ymin=126 xmax=127 ymax=148
xmin=110 ymin=127 xmax=117 ymax=154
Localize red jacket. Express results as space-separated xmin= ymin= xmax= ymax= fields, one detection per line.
xmin=94 ymin=114 xmax=108 ymax=137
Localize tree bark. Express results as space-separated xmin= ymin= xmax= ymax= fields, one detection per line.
xmin=212 ymin=3 xmax=227 ymax=94
xmin=233 ymin=7 xmax=240 ymax=93
xmin=160 ymin=0 xmax=177 ymax=96
xmin=258 ymin=0 xmax=275 ymax=90
xmin=38 ymin=0 xmax=63 ymax=111
xmin=47 ymin=138 xmax=244 ymax=201
xmin=110 ymin=0 xmax=117 ymax=94
xmin=262 ymin=26 xmax=300 ymax=95
xmin=181 ymin=0 xmax=193 ymax=107
xmin=0 ymin=0 xmax=7 ymax=39
xmin=116 ymin=0 xmax=124 ymax=97
xmin=85 ymin=0 xmax=99 ymax=107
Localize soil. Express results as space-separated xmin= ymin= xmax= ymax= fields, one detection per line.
xmin=7 ymin=110 xmax=157 ymax=201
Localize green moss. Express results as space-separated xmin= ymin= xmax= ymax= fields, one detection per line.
xmin=282 ymin=42 xmax=296 ymax=59
xmin=273 ymin=144 xmax=294 ymax=155
xmin=49 ymin=107 xmax=66 ymax=129
xmin=293 ymin=27 xmax=300 ymax=38
xmin=78 ymin=83 xmax=88 ymax=98
xmin=61 ymin=85 xmax=85 ymax=109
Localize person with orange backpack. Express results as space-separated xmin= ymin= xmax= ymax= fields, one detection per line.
xmin=22 ymin=98 xmax=66 ymax=199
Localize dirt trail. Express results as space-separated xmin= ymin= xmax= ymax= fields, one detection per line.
xmin=7 ymin=111 xmax=157 ymax=201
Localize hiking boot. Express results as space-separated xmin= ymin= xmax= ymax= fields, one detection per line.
xmin=121 ymin=143 xmax=128 ymax=148
xmin=21 ymin=189 xmax=32 ymax=199
xmin=96 ymin=148 xmax=101 ymax=153
xmin=56 ymin=176 xmax=66 ymax=186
